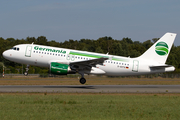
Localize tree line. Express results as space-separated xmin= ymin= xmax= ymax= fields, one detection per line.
xmin=0 ymin=36 xmax=180 ymax=76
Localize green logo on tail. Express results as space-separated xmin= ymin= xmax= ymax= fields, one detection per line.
xmin=155 ymin=42 xmax=169 ymax=56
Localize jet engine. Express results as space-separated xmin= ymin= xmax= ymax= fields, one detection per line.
xmin=50 ymin=62 xmax=75 ymax=75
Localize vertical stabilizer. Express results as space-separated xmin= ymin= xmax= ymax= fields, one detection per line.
xmin=139 ymin=33 xmax=177 ymax=64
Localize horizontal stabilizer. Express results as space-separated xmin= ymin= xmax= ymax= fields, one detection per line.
xmin=149 ymin=64 xmax=173 ymax=69
xmin=149 ymin=64 xmax=175 ymax=72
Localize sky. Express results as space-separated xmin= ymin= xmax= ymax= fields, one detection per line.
xmin=0 ymin=0 xmax=180 ymax=45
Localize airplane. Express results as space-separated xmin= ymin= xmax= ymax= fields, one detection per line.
xmin=2 ymin=32 xmax=177 ymax=84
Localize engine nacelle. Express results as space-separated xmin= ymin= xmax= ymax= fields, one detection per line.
xmin=50 ymin=62 xmax=75 ymax=75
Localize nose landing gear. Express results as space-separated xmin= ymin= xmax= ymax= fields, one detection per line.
xmin=24 ymin=71 xmax=28 ymax=76
xmin=24 ymin=65 xmax=29 ymax=76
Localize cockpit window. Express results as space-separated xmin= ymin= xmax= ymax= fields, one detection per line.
xmin=11 ymin=47 xmax=20 ymax=51
xmin=11 ymin=47 xmax=16 ymax=50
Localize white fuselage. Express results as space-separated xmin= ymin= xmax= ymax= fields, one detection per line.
xmin=3 ymin=44 xmax=175 ymax=76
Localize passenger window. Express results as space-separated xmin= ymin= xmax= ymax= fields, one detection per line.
xmin=17 ymin=48 xmax=19 ymax=51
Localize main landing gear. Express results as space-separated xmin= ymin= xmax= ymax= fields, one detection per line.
xmin=79 ymin=72 xmax=86 ymax=84
xmin=80 ymin=77 xmax=86 ymax=84
xmin=24 ymin=65 xmax=29 ymax=76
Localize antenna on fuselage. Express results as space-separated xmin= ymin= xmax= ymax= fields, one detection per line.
xmin=32 ymin=42 xmax=34 ymax=45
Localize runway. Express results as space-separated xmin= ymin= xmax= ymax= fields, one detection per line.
xmin=0 ymin=85 xmax=180 ymax=93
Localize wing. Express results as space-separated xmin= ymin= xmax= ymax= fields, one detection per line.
xmin=70 ymin=57 xmax=109 ymax=70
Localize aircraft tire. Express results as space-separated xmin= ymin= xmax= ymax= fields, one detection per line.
xmin=80 ymin=78 xmax=86 ymax=84
xmin=24 ymin=72 xmax=28 ymax=76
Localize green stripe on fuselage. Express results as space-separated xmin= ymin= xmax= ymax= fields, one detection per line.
xmin=69 ymin=51 xmax=129 ymax=62
xmin=69 ymin=51 xmax=108 ymax=58
xmin=112 ymin=57 xmax=129 ymax=62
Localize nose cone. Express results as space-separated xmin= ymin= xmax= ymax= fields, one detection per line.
xmin=3 ymin=50 xmax=19 ymax=63
xmin=2 ymin=50 xmax=10 ymax=60
xmin=3 ymin=51 xmax=7 ymax=58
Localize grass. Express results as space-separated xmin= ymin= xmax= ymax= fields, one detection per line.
xmin=0 ymin=76 xmax=180 ymax=85
xmin=0 ymin=93 xmax=180 ymax=120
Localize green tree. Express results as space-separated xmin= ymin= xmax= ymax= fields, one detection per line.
xmin=26 ymin=37 xmax=37 ymax=43
xmin=110 ymin=42 xmax=123 ymax=56
xmin=142 ymin=40 xmax=153 ymax=49
xmin=152 ymin=38 xmax=159 ymax=43
xmin=37 ymin=36 xmax=47 ymax=45
xmin=95 ymin=46 xmax=103 ymax=53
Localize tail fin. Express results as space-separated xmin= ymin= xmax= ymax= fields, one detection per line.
xmin=138 ymin=32 xmax=177 ymax=64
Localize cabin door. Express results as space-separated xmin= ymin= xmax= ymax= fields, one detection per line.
xmin=25 ymin=45 xmax=32 ymax=57
xmin=132 ymin=60 xmax=139 ymax=72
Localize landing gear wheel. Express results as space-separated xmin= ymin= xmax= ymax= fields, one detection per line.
xmin=24 ymin=65 xmax=29 ymax=76
xmin=24 ymin=72 xmax=28 ymax=76
xmin=80 ymin=78 xmax=86 ymax=84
